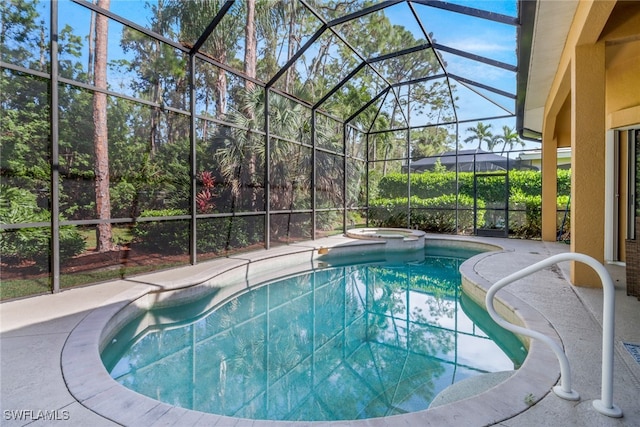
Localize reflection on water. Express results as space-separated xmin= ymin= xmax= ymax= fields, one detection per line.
xmin=102 ymin=247 xmax=526 ymax=421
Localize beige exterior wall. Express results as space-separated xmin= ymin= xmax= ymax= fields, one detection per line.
xmin=540 ymin=0 xmax=640 ymax=287
xmin=518 ymin=148 xmax=571 ymax=170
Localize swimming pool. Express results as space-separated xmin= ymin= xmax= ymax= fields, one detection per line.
xmin=101 ymin=245 xmax=526 ymax=422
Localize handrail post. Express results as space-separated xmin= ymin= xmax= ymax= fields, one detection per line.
xmin=485 ymin=252 xmax=622 ymax=418
xmin=592 ymin=258 xmax=623 ymax=417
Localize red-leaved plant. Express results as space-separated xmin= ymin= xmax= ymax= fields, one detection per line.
xmin=196 ymin=171 xmax=216 ymax=213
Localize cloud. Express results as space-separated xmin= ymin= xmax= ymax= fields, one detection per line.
xmin=447 ymin=38 xmax=514 ymax=54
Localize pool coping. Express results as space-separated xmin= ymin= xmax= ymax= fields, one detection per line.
xmin=61 ymin=235 xmax=563 ymax=427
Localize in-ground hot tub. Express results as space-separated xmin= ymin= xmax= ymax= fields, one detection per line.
xmin=345 ymin=227 xmax=426 ymax=251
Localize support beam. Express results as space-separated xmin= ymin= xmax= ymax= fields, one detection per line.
xmin=189 ymin=54 xmax=197 ymax=263
xmin=413 ymin=0 xmax=518 ymax=25
xmin=570 ymin=42 xmax=606 ymax=287
xmin=265 ymin=89 xmax=271 ymax=249
xmin=50 ymin=0 xmax=60 ymax=292
xmin=541 ymin=134 xmax=558 ymax=242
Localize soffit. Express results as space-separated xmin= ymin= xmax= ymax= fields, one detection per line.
xmin=522 ymin=0 xmax=579 ymax=134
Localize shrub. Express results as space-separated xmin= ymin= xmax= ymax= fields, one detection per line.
xmin=411 ymin=194 xmax=480 ymax=232
xmin=374 ymin=169 xmax=572 ymax=239
xmin=376 ymin=169 xmax=569 ymax=201
xmin=369 ymin=195 xmax=482 ymax=232
xmin=377 ymin=172 xmax=459 ymax=199
xmin=0 ymin=186 xmax=85 ymax=271
xmin=130 ymin=209 xmax=189 ymax=254
xmin=557 ymin=169 xmax=571 ymax=196
xmin=509 ymin=193 xmax=570 ymax=239
xmin=130 ymin=209 xmax=260 ymax=255
xmin=368 ymin=198 xmax=408 ymax=228
xmin=316 ymin=210 xmax=340 ymax=231
xmin=270 ymin=213 xmax=312 ymax=241
xmin=110 ymin=180 xmax=137 ymax=217
xmin=508 ymin=170 xmax=542 ymax=197
xmin=197 ymin=217 xmax=252 ymax=253
xmin=59 ymin=227 xmax=87 ymax=260
xmin=509 ymin=193 xmax=541 ymax=238
xmin=556 ymin=194 xmax=571 ymax=239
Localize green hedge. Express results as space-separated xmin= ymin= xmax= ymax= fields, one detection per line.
xmin=370 ymin=192 xmax=569 ymax=238
xmin=508 ymin=193 xmax=571 ymax=238
xmin=374 ymin=170 xmax=571 ymax=238
xmin=378 ymin=172 xmax=460 ymax=199
xmin=377 ymin=170 xmax=571 ymax=202
xmin=557 ymin=170 xmax=571 ymax=196
xmin=508 ymin=193 xmax=542 ymax=238
xmin=369 ymin=195 xmax=482 ymax=232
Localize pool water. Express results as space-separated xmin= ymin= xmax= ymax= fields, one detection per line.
xmin=102 ymin=246 xmax=526 ymax=421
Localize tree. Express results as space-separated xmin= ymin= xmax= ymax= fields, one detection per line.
xmin=165 ymin=0 xmax=243 ymax=119
xmin=0 ymin=0 xmax=42 ymax=71
xmin=1 ymin=0 xmax=51 ymax=192
xmin=118 ymin=4 xmax=189 ymax=154
xmin=284 ymin=0 xmax=299 ymax=93
xmin=216 ymin=88 xmax=304 ymax=211
xmin=243 ymin=0 xmax=259 ymax=209
xmin=410 ymin=127 xmax=455 ymax=159
xmin=492 ymin=125 xmax=524 ymax=154
xmin=464 ymin=122 xmax=494 ymax=150
xmin=254 ymin=0 xmax=288 ymax=82
xmin=244 ymin=0 xmax=257 ymax=89
xmin=93 ymin=0 xmax=114 ymax=252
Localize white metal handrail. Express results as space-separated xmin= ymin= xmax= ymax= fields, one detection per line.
xmin=485 ymin=252 xmax=623 ymax=417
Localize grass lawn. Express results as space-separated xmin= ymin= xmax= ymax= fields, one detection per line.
xmin=1 ymin=226 xmax=167 ymax=301
xmin=1 ymin=260 xmax=188 ymax=301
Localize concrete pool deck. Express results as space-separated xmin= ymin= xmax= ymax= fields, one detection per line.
xmin=1 ymin=235 xmax=639 ymax=426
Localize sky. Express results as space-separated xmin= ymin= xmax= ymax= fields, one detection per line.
xmin=407 ymin=1 xmax=527 ymax=151
xmin=48 ymin=0 xmax=537 ymax=152
xmin=347 ymin=0 xmax=529 ymax=152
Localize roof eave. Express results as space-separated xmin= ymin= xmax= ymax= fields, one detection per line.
xmin=516 ymin=0 xmax=580 ymax=143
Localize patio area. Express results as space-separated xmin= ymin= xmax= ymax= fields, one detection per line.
xmin=1 ymin=235 xmax=639 ymax=426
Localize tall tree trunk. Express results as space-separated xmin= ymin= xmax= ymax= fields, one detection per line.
xmin=93 ymin=0 xmax=114 ymax=252
xmin=307 ymin=40 xmax=330 ymax=91
xmin=285 ymin=1 xmax=298 ymax=93
xmin=383 ymin=144 xmax=390 ymax=176
xmin=38 ymin=23 xmax=46 ymax=70
xmin=202 ymin=92 xmax=209 ymax=141
xmin=244 ymin=0 xmax=256 ymax=90
xmin=382 ymin=99 xmax=402 ymax=175
xmin=244 ymin=0 xmax=259 ymax=210
xmin=149 ymin=39 xmax=162 ymax=154
xmin=88 ymin=5 xmax=96 ymax=79
xmin=215 ymin=56 xmax=227 ymax=119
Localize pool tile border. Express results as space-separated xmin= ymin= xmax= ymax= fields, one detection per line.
xmin=61 ymin=235 xmax=563 ymax=426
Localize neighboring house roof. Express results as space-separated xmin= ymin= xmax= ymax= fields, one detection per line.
xmin=408 ymin=149 xmax=516 ymax=172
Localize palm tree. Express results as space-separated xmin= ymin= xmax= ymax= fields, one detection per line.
xmin=216 ymin=88 xmax=311 ymax=211
xmin=492 ymin=125 xmax=524 ymax=154
xmin=464 ymin=122 xmax=494 ymax=151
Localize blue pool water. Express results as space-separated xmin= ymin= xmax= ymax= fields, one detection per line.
xmin=102 ymin=246 xmax=526 ymax=421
